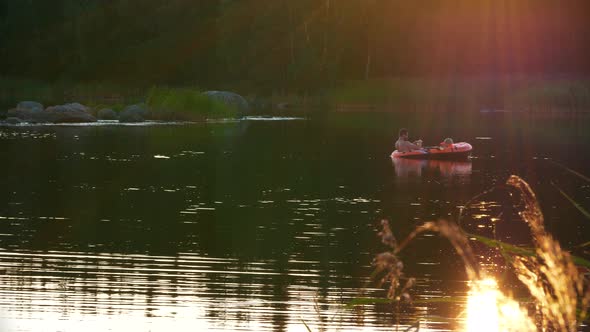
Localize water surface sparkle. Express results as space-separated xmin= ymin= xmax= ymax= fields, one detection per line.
xmin=1 ymin=113 xmax=589 ymax=331
xmin=0 ymin=249 xmax=447 ymax=332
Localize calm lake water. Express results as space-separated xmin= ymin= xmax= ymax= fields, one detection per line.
xmin=0 ymin=112 xmax=589 ymax=331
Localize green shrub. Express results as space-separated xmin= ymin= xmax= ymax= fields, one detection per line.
xmin=146 ymin=87 xmax=237 ymax=120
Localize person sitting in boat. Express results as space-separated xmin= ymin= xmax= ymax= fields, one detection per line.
xmin=439 ymin=137 xmax=454 ymax=150
xmin=395 ymin=128 xmax=423 ymax=152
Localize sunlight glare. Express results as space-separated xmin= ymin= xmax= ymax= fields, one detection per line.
xmin=466 ymin=278 xmax=500 ymax=332
xmin=465 ymin=278 xmax=536 ymax=332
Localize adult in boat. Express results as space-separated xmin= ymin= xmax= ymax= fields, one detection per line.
xmin=395 ymin=128 xmax=423 ymax=153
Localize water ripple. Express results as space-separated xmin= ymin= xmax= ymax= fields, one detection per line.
xmin=0 ymin=249 xmax=451 ymax=332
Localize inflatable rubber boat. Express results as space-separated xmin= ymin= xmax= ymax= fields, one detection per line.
xmin=391 ymin=142 xmax=472 ymax=160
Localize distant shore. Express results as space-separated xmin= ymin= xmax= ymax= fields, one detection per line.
xmin=2 ymin=76 xmax=590 ymax=116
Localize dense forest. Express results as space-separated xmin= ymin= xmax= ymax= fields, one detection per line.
xmin=1 ymin=0 xmax=590 ymax=93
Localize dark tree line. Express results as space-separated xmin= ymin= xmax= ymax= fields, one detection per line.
xmin=1 ymin=0 xmax=589 ymax=93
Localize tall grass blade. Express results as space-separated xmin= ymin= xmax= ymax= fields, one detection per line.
xmin=550 ymin=160 xmax=590 ymax=184
xmin=346 ymin=298 xmax=394 ymax=307
xmin=301 ymin=319 xmax=313 ymax=332
xmin=370 ymin=175 xmax=589 ymax=331
xmin=469 ymin=233 xmax=590 ymax=269
xmin=468 ymin=234 xmax=536 ymax=257
xmin=347 ymin=295 xmax=487 ymax=309
xmin=403 ymin=320 xmax=420 ymax=332
xmin=507 ymin=175 xmax=588 ymax=330
xmin=552 ymin=183 xmax=590 ymax=220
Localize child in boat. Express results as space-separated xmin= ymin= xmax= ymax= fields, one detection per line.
xmin=439 ymin=137 xmax=454 ymax=149
xmin=395 ymin=128 xmax=423 ymax=152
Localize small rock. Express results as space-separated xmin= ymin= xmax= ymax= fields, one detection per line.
xmin=119 ymin=104 xmax=148 ymax=123
xmin=5 ymin=117 xmax=22 ymax=124
xmin=7 ymin=107 xmax=43 ymax=120
xmin=249 ymin=98 xmax=271 ymax=112
xmin=203 ymin=91 xmax=249 ymax=114
xmin=276 ymin=102 xmax=290 ymax=110
xmin=17 ymin=101 xmax=44 ymax=112
xmin=63 ymin=102 xmax=90 ymax=113
xmin=45 ymin=104 xmax=97 ymax=123
xmin=97 ymin=108 xmax=117 ymax=120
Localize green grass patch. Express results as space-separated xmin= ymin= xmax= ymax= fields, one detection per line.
xmin=146 ymin=87 xmax=237 ymax=120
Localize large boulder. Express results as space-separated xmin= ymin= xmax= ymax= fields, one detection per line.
xmin=203 ymin=91 xmax=249 ymax=114
xmin=119 ymin=104 xmax=148 ymax=123
xmin=97 ymin=108 xmax=117 ymax=120
xmin=7 ymin=101 xmax=95 ymax=123
xmin=17 ymin=101 xmax=44 ymax=112
xmin=44 ymin=104 xmax=97 ymax=123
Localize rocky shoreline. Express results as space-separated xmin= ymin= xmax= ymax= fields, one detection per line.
xmin=0 ymin=91 xmax=252 ymax=125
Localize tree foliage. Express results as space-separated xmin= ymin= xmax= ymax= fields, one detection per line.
xmin=1 ymin=0 xmax=589 ymax=93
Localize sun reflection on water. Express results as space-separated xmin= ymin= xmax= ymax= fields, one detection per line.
xmin=465 ymin=278 xmax=535 ymax=332
xmin=466 ymin=278 xmax=500 ymax=332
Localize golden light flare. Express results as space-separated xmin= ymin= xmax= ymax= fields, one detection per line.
xmin=465 ymin=278 xmax=536 ymax=332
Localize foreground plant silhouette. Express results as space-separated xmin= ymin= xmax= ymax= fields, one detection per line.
xmin=372 ymin=175 xmax=590 ymax=331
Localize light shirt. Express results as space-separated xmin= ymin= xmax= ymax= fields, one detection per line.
xmin=395 ymin=138 xmax=421 ymax=152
